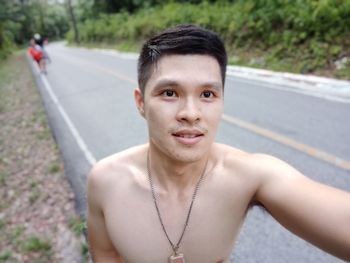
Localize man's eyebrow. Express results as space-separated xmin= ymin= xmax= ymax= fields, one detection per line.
xmin=153 ymin=79 xmax=179 ymax=91
xmin=152 ymin=79 xmax=223 ymax=92
xmin=201 ymin=81 xmax=223 ymax=91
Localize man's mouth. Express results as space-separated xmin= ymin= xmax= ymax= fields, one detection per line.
xmin=172 ymin=130 xmax=204 ymax=145
xmin=174 ymin=134 xmax=202 ymax=138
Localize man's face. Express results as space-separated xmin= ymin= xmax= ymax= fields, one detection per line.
xmin=136 ymin=54 xmax=224 ymax=162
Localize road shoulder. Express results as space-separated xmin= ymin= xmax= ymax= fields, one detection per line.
xmin=0 ymin=53 xmax=86 ymax=262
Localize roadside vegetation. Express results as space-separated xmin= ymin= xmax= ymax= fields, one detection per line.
xmin=0 ymin=0 xmax=69 ymax=59
xmin=0 ymin=53 xmax=88 ymax=262
xmin=66 ymin=0 xmax=350 ymax=80
xmin=1 ymin=0 xmax=349 ymax=79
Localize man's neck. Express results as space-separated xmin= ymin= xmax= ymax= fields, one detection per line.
xmin=148 ymin=144 xmax=210 ymax=195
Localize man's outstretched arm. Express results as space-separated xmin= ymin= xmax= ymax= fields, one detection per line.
xmin=253 ymin=154 xmax=350 ymax=261
xmin=87 ymin=167 xmax=125 ymax=263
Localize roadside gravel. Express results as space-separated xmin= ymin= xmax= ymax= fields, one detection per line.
xmin=0 ymin=53 xmax=85 ymax=262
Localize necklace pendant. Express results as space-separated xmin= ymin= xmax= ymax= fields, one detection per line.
xmin=169 ymin=253 xmax=186 ymax=263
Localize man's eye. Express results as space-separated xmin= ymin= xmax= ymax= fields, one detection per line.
xmin=162 ymin=90 xmax=176 ymax=97
xmin=201 ymin=91 xmax=214 ymax=98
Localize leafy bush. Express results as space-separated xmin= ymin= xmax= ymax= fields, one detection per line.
xmin=67 ymin=0 xmax=350 ymax=77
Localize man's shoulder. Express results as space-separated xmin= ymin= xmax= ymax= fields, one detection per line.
xmin=88 ymin=144 xmax=148 ymax=185
xmin=215 ymin=143 xmax=263 ymax=166
xmin=215 ymin=143 xmax=290 ymax=178
xmin=215 ymin=143 xmax=301 ymax=202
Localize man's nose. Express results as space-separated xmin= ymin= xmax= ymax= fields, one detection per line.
xmin=176 ymin=97 xmax=201 ymax=123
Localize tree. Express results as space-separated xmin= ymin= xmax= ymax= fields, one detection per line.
xmin=66 ymin=0 xmax=80 ymax=44
xmin=0 ymin=0 xmax=70 ymax=59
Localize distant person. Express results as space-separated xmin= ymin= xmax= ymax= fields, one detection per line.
xmin=87 ymin=24 xmax=350 ymax=263
xmin=34 ymin=33 xmax=44 ymax=47
xmin=34 ymin=33 xmax=51 ymax=64
xmin=28 ymin=38 xmax=46 ymax=74
xmin=43 ymin=37 xmax=49 ymax=47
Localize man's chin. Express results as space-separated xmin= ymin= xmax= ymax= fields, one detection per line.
xmin=150 ymin=138 xmax=211 ymax=163
xmin=168 ymin=147 xmax=209 ymax=163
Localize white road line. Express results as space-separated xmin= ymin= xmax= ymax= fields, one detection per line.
xmin=32 ymin=62 xmax=97 ymax=166
xmin=222 ymin=114 xmax=350 ymax=171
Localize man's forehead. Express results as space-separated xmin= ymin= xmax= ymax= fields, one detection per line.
xmin=149 ymin=54 xmax=222 ymax=85
xmin=156 ymin=53 xmax=219 ymax=66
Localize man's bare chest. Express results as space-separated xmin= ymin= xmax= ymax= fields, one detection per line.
xmin=103 ymin=185 xmax=249 ymax=263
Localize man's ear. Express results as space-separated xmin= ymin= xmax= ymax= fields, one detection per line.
xmin=134 ymin=88 xmax=145 ymax=118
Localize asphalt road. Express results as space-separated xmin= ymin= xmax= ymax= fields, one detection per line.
xmin=30 ymin=42 xmax=350 ymax=263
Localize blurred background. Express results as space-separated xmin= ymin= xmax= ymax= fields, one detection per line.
xmin=1 ymin=0 xmax=350 ymax=79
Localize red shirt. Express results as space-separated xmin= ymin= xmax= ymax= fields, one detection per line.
xmin=28 ymin=47 xmax=42 ymax=62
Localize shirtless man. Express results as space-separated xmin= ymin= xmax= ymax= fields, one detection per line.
xmin=87 ymin=24 xmax=350 ymax=263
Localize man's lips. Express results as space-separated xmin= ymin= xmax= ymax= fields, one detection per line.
xmin=175 ymin=134 xmax=201 ymax=138
xmin=172 ymin=130 xmax=204 ymax=145
xmin=172 ymin=129 xmax=204 ymax=136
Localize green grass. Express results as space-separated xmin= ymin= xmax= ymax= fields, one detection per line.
xmin=28 ymin=179 xmax=40 ymax=204
xmin=69 ymin=216 xmax=91 ymax=262
xmin=36 ymin=126 xmax=51 ymax=140
xmin=31 ymin=110 xmax=47 ymax=127
xmin=0 ymin=251 xmax=12 ymax=261
xmin=0 ymin=219 xmax=6 ymax=230
xmin=23 ymin=236 xmax=51 ymax=252
xmin=48 ymin=161 xmax=60 ymax=174
xmin=29 ymin=190 xmax=40 ymax=204
xmin=0 ymin=172 xmax=8 ymax=186
xmin=69 ymin=217 xmax=87 ymax=236
xmin=30 ymin=110 xmax=52 ymax=141
xmin=9 ymin=225 xmax=25 ymax=249
xmin=0 ymin=57 xmax=14 ymax=113
xmin=30 ymin=181 xmax=38 ymax=189
xmin=81 ymin=243 xmax=89 ymax=263
xmin=334 ymin=68 xmax=350 ymax=79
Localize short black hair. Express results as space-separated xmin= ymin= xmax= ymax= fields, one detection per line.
xmin=137 ymin=24 xmax=227 ymax=94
